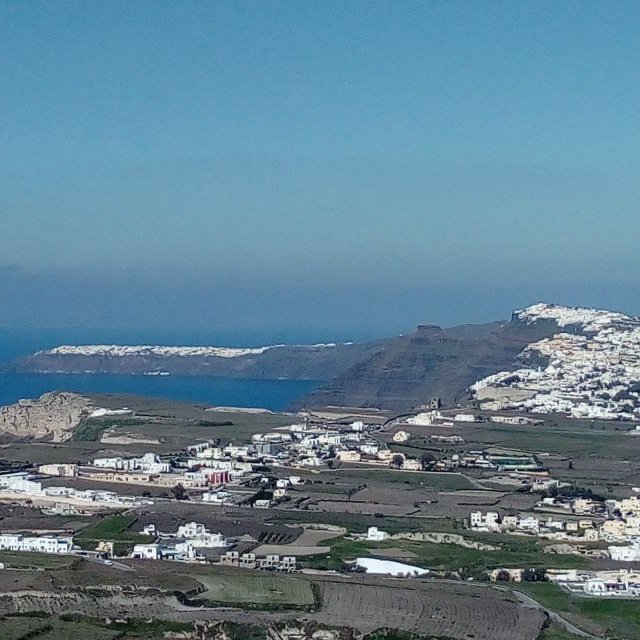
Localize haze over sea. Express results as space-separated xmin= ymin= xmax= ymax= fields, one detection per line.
xmin=0 ymin=327 xmax=343 ymax=411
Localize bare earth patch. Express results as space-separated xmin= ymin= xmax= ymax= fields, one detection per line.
xmin=293 ymin=529 xmax=344 ymax=546
xmin=252 ymin=527 xmax=344 ymax=556
xmin=252 ymin=544 xmax=330 ymax=557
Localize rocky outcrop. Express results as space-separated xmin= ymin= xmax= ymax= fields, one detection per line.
xmin=390 ymin=531 xmax=498 ymax=550
xmin=0 ymin=391 xmax=93 ymax=442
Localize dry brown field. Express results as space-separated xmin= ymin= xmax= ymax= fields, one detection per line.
xmin=312 ymin=577 xmax=546 ymax=639
xmin=0 ymin=504 xmax=97 ymax=533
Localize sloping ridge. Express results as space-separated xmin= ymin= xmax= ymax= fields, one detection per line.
xmin=294 ymin=316 xmax=558 ymax=411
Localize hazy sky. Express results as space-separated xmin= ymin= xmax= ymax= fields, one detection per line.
xmin=2 ymin=1 xmax=639 ymax=338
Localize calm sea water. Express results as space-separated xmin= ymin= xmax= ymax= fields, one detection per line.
xmin=0 ymin=327 xmax=324 ymax=411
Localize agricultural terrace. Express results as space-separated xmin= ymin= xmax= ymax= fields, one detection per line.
xmin=75 ymin=514 xmax=154 ymax=553
xmin=197 ymin=573 xmax=315 ymax=608
xmin=312 ymin=577 xmax=546 ymax=640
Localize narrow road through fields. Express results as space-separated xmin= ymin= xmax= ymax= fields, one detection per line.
xmin=509 ymin=587 xmax=601 ymax=639
xmin=78 ymin=552 xmax=136 ymax=572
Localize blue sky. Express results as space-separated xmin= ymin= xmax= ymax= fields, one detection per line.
xmin=2 ymin=1 xmax=639 ymax=337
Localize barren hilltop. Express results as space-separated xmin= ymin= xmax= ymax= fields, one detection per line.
xmin=0 ymin=392 xmax=94 ymax=442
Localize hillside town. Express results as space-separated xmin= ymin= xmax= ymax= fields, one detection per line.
xmin=472 ymin=303 xmax=640 ymax=420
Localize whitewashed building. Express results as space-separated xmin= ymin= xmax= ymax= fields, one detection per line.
xmin=0 ymin=473 xmax=43 ymax=494
xmin=0 ymin=534 xmax=73 ymax=554
xmin=609 ymin=540 xmax=640 ymax=561
xmin=366 ymin=526 xmax=389 ymax=541
xmin=131 ymin=543 xmax=161 ymax=560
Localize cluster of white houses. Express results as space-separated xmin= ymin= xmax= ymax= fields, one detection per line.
xmin=471 ymin=304 xmax=640 ymax=420
xmin=0 ymin=533 xmax=73 ymax=554
xmin=220 ymin=551 xmax=297 ymax=571
xmin=29 ymin=416 xmax=408 ymax=498
xmin=470 ymin=491 xmax=640 ymax=561
xmin=0 ymin=472 xmax=150 ymax=509
xmin=93 ymin=452 xmax=171 ymax=474
xmin=182 ymin=420 xmax=428 ymax=472
xmin=248 ymin=421 xmax=393 ymax=468
xmin=548 ymin=569 xmax=640 ymax=597
xmin=132 ymin=521 xmax=227 ymax=560
xmin=130 ymin=521 xmax=299 ymax=571
xmin=488 ymin=566 xmax=640 ymax=597
xmin=403 ymin=410 xmax=540 ymax=428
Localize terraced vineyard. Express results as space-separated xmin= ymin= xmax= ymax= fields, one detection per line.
xmin=313 ymin=579 xmax=546 ymax=640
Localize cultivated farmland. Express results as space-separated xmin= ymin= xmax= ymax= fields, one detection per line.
xmin=197 ymin=573 xmax=315 ymax=607
xmin=313 ymin=578 xmax=547 ymax=640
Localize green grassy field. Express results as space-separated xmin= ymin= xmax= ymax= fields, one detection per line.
xmin=0 ymin=551 xmax=78 ymax=570
xmin=72 ymin=417 xmax=147 ymax=441
xmin=301 ymin=536 xmax=591 ymax=576
xmin=0 ymin=615 xmax=435 ymax=640
xmin=576 ymin=598 xmax=640 ymax=639
xmin=0 ymin=614 xmax=195 ymax=640
xmin=516 ymin=582 xmax=640 ymax=639
xmin=0 ymin=615 xmax=52 ymax=640
xmin=329 ymin=468 xmax=474 ymax=490
xmin=515 ymin=582 xmax=572 ymax=611
xmin=295 ymin=482 xmax=359 ymax=495
xmin=196 ymin=573 xmax=315 ymax=608
xmin=270 ymin=511 xmax=459 ymax=534
xmin=0 ymin=616 xmax=118 ymax=640
xmin=105 ymin=406 xmax=293 ymax=450
xmin=74 ymin=514 xmax=153 ymax=552
xmin=465 ymin=422 xmax=636 ymax=459
xmin=31 ymin=619 xmax=119 ymax=640
xmin=536 ymin=622 xmax=580 ymax=640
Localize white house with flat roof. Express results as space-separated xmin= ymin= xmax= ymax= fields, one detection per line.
xmin=131 ymin=543 xmax=161 ymax=560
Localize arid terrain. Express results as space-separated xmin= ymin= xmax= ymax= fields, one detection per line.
xmin=0 ymin=391 xmax=638 ymax=639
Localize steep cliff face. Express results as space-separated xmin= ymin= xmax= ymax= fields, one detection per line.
xmin=294 ymin=318 xmax=557 ymax=411
xmin=0 ymin=392 xmax=93 ymax=442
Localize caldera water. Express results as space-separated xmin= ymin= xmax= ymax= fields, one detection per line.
xmin=0 ymin=327 xmax=330 ymax=411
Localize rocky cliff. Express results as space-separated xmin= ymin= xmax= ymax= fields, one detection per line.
xmin=294 ymin=317 xmax=557 ymax=411
xmin=0 ymin=391 xmax=94 ymax=442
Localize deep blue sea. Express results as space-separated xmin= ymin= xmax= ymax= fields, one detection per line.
xmin=0 ymin=327 xmax=329 ymax=411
